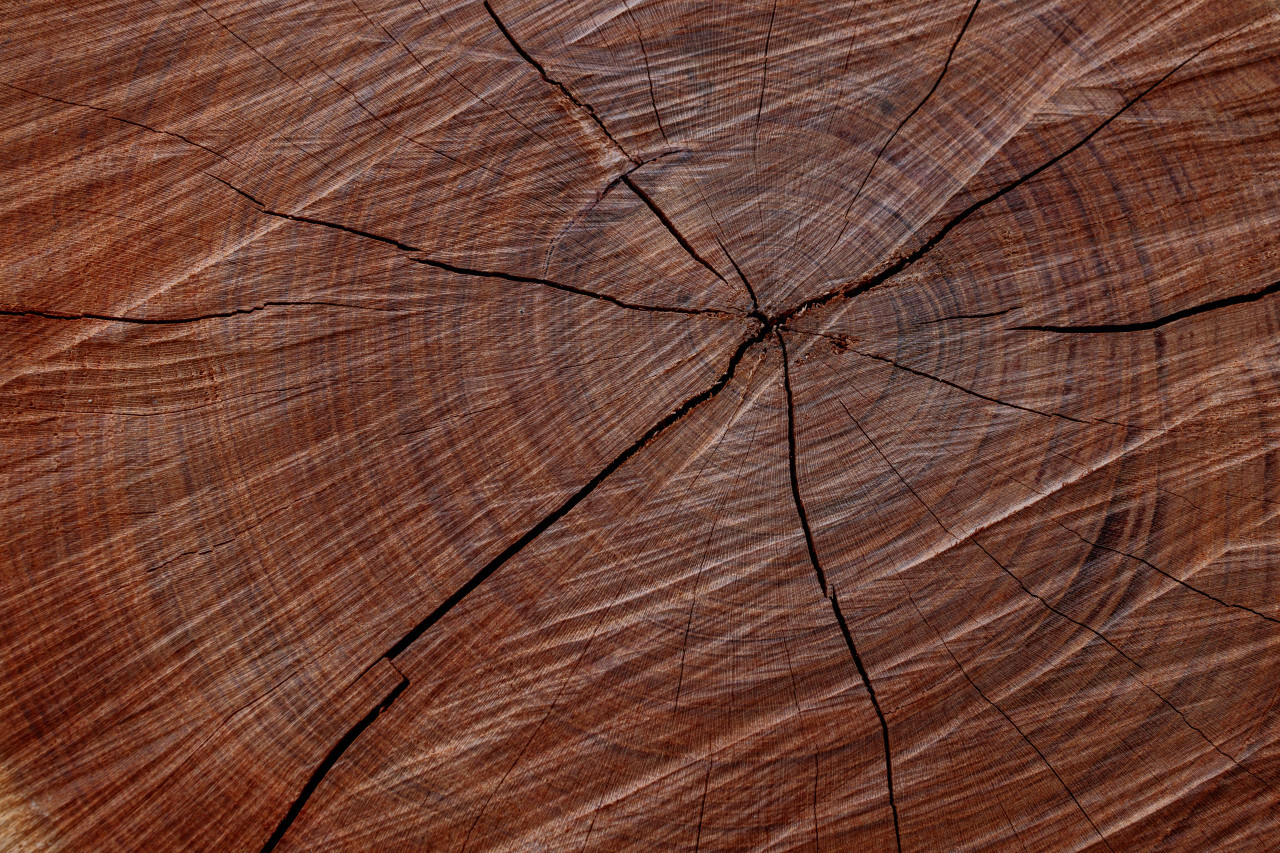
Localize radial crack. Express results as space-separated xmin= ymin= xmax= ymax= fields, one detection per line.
xmin=833 ymin=394 xmax=1266 ymax=789
xmin=966 ymin=538 xmax=1270 ymax=789
xmin=779 ymin=333 xmax=902 ymax=852
xmin=753 ymin=0 xmax=780 ymax=149
xmin=482 ymin=0 xmax=636 ymax=162
xmin=838 ymin=344 xmax=1144 ymax=430
xmin=714 ymin=235 xmax=763 ymax=320
xmin=1014 ymin=279 xmax=1280 ymax=334
xmin=1053 ymin=519 xmax=1280 ymax=627
xmin=2 ymin=80 xmax=231 ymax=162
xmin=848 ymin=344 xmax=1096 ymax=424
xmin=830 ymin=0 xmax=982 ymax=245
xmin=260 ymin=674 xmax=409 ymax=853
xmin=829 ymin=592 xmax=902 ymax=853
xmin=623 ymin=176 xmax=731 ymax=286
xmin=260 ymin=319 xmax=765 ymax=848
xmin=779 ymin=26 xmax=1235 ymax=327
xmin=621 ymin=0 xmax=670 ymax=144
xmin=206 ymin=174 xmax=731 ymax=317
xmin=384 ymin=319 xmax=764 ymax=660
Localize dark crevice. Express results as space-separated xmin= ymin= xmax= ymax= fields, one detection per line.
xmin=260 ymin=674 xmax=409 ymax=853
xmin=777 ymin=30 xmax=1228 ymax=330
xmin=922 ymin=306 xmax=1018 ymax=324
xmin=411 ymin=255 xmax=729 ymax=317
xmin=482 ymin=0 xmax=637 ymax=163
xmin=190 ymin=0 xmax=306 ymax=87
xmin=109 ymin=116 xmax=231 ymax=162
xmin=753 ymin=0 xmax=780 ymax=149
xmin=263 ymin=319 xmax=765 ymax=848
xmin=714 ymin=235 xmax=764 ymax=322
xmin=1053 ymin=520 xmax=1280 ymax=626
xmin=902 ymin=591 xmax=1113 ymax=850
xmin=353 ymin=0 xmax=558 ymax=152
xmin=836 ymin=398 xmax=953 ymax=536
xmin=623 ymin=176 xmax=731 ymax=286
xmin=574 ymin=148 xmax=691 ymax=242
xmin=779 ymin=333 xmax=901 ymax=853
xmin=830 ymin=592 xmax=902 ymax=853
xmin=384 ymin=318 xmax=765 ymax=660
xmin=1014 ymin=279 xmax=1280 ymax=334
xmin=205 ymin=174 xmax=733 ymax=318
xmin=693 ymin=759 xmax=713 ymax=853
xmin=621 ymin=0 xmax=670 ymax=145
xmin=779 ymin=333 xmax=827 ymax=595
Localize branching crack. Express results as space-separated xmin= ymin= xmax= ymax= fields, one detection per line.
xmin=778 ymin=28 xmax=1229 ymax=328
xmin=830 ymin=391 xmax=1268 ymax=794
xmin=779 ymin=333 xmax=901 ymax=852
xmin=482 ymin=1 xmax=636 ymax=163
xmin=205 ymin=175 xmax=732 ymax=317
xmin=1014 ymin=279 xmax=1280 ymax=334
xmin=259 ymin=319 xmax=766 ymax=848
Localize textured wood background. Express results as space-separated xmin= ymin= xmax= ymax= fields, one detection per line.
xmin=4 ymin=0 xmax=1280 ymax=850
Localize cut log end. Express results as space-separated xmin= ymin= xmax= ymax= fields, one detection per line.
xmin=4 ymin=1 xmax=1280 ymax=851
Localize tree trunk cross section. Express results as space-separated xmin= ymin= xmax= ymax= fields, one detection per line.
xmin=3 ymin=1 xmax=1280 ymax=850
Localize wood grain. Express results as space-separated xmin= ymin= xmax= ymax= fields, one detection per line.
xmin=3 ymin=1 xmax=1280 ymax=850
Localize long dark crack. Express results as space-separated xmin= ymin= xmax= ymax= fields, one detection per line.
xmin=835 ymin=343 xmax=1145 ymax=431
xmin=829 ymin=592 xmax=902 ymax=851
xmin=1015 ymin=279 xmax=1280 ymax=334
xmin=779 ymin=333 xmax=901 ymax=852
xmin=385 ymin=319 xmax=764 ymax=659
xmin=483 ymin=0 xmax=756 ymax=306
xmin=260 ymin=674 xmax=408 ymax=853
xmin=261 ymin=319 xmax=767 ymax=849
xmin=206 ymin=175 xmax=731 ymax=317
xmin=189 ymin=0 xmax=306 ymax=87
xmin=777 ymin=28 xmax=1230 ymax=329
xmin=3 ymin=80 xmax=231 ymax=162
xmin=830 ymin=392 xmax=1268 ymax=791
xmin=482 ymin=0 xmax=636 ymax=163
xmin=752 ymin=0 xmax=780 ymax=149
xmin=826 ymin=339 xmax=1097 ymax=425
xmin=623 ymin=176 xmax=731 ymax=286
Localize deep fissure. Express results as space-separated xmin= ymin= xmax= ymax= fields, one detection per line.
xmin=780 ymin=333 xmax=902 ymax=852
xmin=248 ymin=12 xmax=1264 ymax=851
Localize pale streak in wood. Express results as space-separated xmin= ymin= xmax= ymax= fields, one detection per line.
xmin=2 ymin=1 xmax=1280 ymax=851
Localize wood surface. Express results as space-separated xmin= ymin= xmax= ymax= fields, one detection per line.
xmin=4 ymin=0 xmax=1280 ymax=850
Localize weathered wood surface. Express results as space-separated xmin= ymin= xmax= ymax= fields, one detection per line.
xmin=4 ymin=0 xmax=1280 ymax=850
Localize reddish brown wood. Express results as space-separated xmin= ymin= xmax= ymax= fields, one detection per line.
xmin=3 ymin=1 xmax=1280 ymax=850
